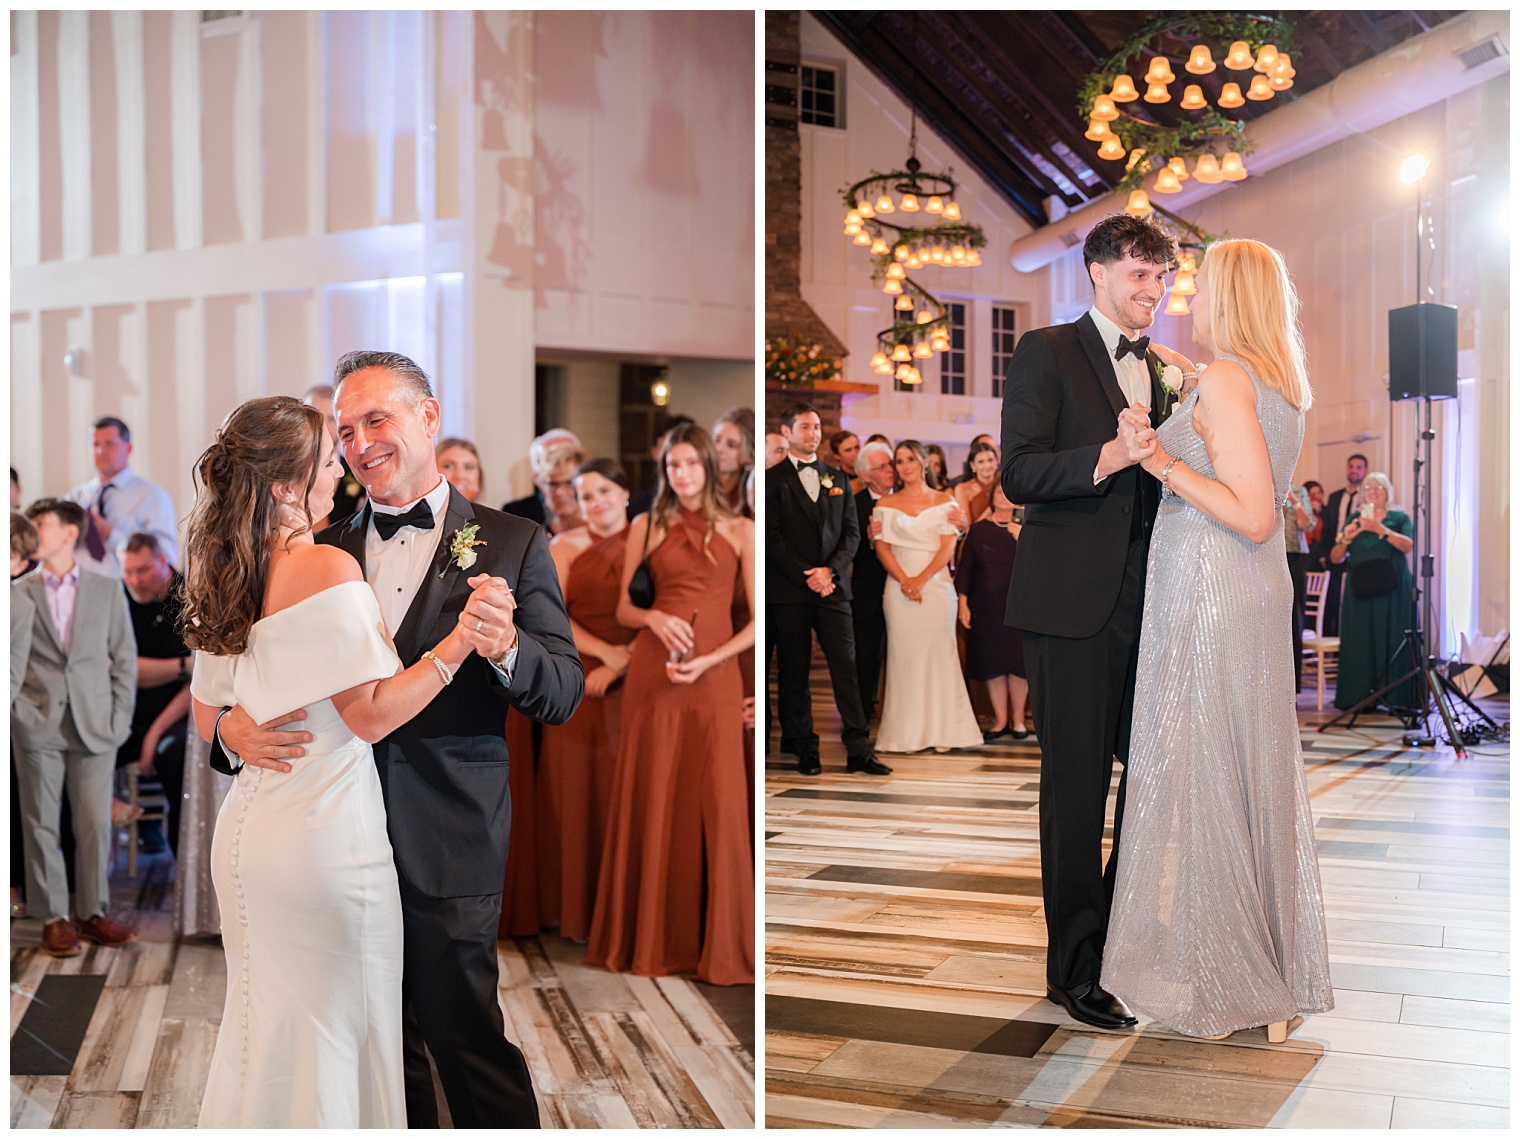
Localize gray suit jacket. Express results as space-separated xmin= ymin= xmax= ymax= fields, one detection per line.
xmin=12 ymin=569 xmax=137 ymax=754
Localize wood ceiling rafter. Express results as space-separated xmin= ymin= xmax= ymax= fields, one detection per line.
xmin=813 ymin=10 xmax=1462 ymax=229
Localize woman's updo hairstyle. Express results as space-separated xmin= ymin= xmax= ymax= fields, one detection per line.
xmin=179 ymin=395 xmax=325 ymax=655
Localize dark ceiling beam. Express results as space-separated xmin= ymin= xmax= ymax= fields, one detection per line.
xmin=950 ymin=12 xmax=1111 ymax=192
xmin=911 ymin=20 xmax=1092 ymax=198
xmin=1050 ymin=12 xmax=1108 ymax=66
xmin=815 ymin=12 xmax=1052 ymax=226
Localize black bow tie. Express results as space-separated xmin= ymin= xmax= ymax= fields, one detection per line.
xmin=795 ymin=459 xmax=821 ymax=473
xmin=1115 ymin=335 xmax=1151 ymax=362
xmin=373 ymin=501 xmax=435 ymax=540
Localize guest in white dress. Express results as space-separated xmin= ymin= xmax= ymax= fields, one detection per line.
xmin=181 ymin=396 xmax=478 ymax=1127
xmin=871 ymin=440 xmax=984 ymax=754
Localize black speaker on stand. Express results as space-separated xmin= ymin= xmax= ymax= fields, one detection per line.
xmin=1324 ymin=301 xmax=1496 ymax=755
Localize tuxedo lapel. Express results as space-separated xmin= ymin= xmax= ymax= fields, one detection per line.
xmin=781 ymin=459 xmax=820 ymax=522
xmin=393 ymin=486 xmax=474 ymax=664
xmin=1147 ymin=351 xmax=1171 ymax=427
xmin=22 ymin=576 xmax=63 ymax=655
xmin=323 ymin=505 xmax=371 ymax=578
xmin=1075 ymin=312 xmax=1127 ymax=418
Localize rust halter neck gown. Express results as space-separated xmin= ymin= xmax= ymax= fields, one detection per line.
xmin=586 ymin=506 xmax=754 ymax=985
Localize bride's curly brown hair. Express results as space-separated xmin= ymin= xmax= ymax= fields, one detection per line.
xmin=179 ymin=396 xmax=325 ymax=656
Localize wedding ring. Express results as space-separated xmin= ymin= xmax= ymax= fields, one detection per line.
xmin=476 ymin=618 xmax=484 ymax=632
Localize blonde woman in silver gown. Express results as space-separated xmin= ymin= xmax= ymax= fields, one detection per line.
xmin=1100 ymin=240 xmax=1334 ymax=1042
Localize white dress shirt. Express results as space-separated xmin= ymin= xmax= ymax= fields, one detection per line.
xmin=791 ymin=454 xmax=821 ymax=502
xmin=366 ymin=478 xmax=517 ymax=683
xmin=67 ymin=466 xmax=179 ymax=577
xmin=1088 ymin=306 xmax=1154 ymax=486
xmin=1334 ymin=485 xmax=1363 ymax=541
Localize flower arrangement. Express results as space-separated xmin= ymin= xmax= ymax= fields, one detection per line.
xmin=764 ymin=337 xmax=841 ymax=388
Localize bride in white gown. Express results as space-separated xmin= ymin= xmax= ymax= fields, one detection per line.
xmin=181 ymin=397 xmax=476 ymax=1127
xmin=872 ymin=440 xmax=984 ymax=754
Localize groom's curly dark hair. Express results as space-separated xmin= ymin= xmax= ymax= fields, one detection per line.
xmin=1083 ymin=213 xmax=1177 ymax=281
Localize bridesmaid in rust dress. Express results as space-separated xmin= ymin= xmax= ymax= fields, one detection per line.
xmin=536 ymin=459 xmax=635 ymax=941
xmin=587 ymin=424 xmax=756 ymax=985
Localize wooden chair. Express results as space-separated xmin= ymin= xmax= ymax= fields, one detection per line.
xmin=1302 ymin=571 xmax=1341 ymax=711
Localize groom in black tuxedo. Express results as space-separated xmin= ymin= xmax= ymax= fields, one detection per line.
xmin=211 ymin=351 xmax=582 ymax=1127
xmin=767 ymin=401 xmax=889 ymax=776
xmin=1001 ymin=213 xmax=1178 ymax=1031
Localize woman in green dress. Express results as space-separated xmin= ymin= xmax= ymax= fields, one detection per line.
xmin=1329 ymin=472 xmax=1416 ymax=709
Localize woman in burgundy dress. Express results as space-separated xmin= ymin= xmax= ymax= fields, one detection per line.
xmin=955 ymin=484 xmax=1029 ymax=740
xmin=537 ymin=460 xmax=635 ymax=941
xmin=587 ymin=425 xmax=755 ymax=985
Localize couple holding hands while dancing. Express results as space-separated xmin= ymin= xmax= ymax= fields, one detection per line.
xmin=1004 ymin=213 xmax=1333 ymax=1042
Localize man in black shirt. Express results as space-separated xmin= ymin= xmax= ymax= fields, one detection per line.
xmin=119 ymin=533 xmax=191 ymax=855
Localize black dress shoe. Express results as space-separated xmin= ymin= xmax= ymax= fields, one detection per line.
xmin=1009 ymin=728 xmax=1030 ymax=740
xmin=1046 ymin=981 xmax=1137 ymax=1030
xmin=846 ymin=749 xmax=892 ymax=775
xmin=796 ymin=753 xmax=822 ymax=776
xmin=982 ymin=727 xmax=1010 ymax=743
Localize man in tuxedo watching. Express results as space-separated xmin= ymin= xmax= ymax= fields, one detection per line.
xmin=1315 ymin=453 xmax=1368 ymax=636
xmin=766 ymin=403 xmax=888 ymax=776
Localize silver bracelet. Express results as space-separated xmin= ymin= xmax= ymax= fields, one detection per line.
xmin=422 ymin=650 xmax=455 ymax=686
xmin=1160 ymin=456 xmax=1186 ymax=493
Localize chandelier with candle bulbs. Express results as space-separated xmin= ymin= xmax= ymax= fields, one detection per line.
xmin=1079 ymin=15 xmax=1298 ymax=221
xmin=841 ymin=115 xmax=987 ymax=386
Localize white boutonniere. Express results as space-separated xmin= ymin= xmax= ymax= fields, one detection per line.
xmin=1159 ymin=364 xmax=1183 ymax=413
xmin=441 ymin=523 xmax=487 ymax=577
xmin=819 ymin=472 xmax=834 ymax=490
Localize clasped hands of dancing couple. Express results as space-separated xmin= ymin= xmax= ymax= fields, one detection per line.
xmin=1004 ymin=216 xmax=1332 ymax=1048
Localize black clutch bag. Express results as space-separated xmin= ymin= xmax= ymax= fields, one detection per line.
xmin=627 ymin=514 xmax=656 ymax=609
xmin=1349 ymin=556 xmax=1399 ymax=599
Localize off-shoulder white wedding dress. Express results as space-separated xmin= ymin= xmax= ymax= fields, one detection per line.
xmin=190 ymin=581 xmax=406 ymax=1127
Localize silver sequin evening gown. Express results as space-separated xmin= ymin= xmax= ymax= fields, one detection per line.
xmin=1100 ymin=358 xmax=1334 ymax=1037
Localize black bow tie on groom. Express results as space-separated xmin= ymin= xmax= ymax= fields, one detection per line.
xmin=795 ymin=459 xmax=821 ymax=473
xmin=1115 ymin=335 xmax=1151 ymax=362
xmin=373 ymin=501 xmax=435 ymax=540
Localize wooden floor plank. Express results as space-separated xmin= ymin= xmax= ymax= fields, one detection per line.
xmin=763 ymin=656 xmax=1509 ymax=1128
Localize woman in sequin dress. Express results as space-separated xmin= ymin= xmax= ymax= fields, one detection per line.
xmin=1100 ymin=240 xmax=1334 ymax=1042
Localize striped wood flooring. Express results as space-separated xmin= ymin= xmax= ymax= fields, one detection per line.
xmin=764 ymin=652 xmax=1509 ymax=1128
xmin=11 ymin=849 xmax=754 ymax=1128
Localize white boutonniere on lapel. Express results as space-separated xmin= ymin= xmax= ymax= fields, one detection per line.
xmin=820 ymin=472 xmax=844 ymax=496
xmin=440 ymin=523 xmax=486 ymax=577
xmin=1159 ymin=364 xmax=1184 ymax=416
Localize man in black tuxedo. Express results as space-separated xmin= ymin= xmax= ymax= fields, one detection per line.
xmin=850 ymin=439 xmax=897 ymax=720
xmin=211 ymin=351 xmax=583 ymax=1127
xmin=1001 ymin=212 xmax=1179 ymax=1032
xmin=1314 ymin=453 xmax=1368 ymax=636
xmin=767 ymin=402 xmax=889 ymax=776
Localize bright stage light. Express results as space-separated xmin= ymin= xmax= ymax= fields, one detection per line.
xmin=1399 ymin=155 xmax=1429 ymax=184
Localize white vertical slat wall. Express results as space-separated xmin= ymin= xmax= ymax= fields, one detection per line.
xmin=11 ymin=10 xmax=757 ymax=516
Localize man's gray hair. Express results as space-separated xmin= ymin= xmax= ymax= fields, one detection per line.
xmin=856 ymin=439 xmax=894 ymax=478
xmin=332 ymin=351 xmax=433 ymax=405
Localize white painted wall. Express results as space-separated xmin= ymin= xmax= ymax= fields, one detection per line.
xmin=11 ymin=10 xmax=755 ymax=513
xmin=797 ymin=12 xmax=1051 ymax=471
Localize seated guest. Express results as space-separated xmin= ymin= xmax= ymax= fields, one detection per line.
xmin=12 ymin=499 xmax=138 ymax=957
xmin=538 ymin=459 xmax=635 ymax=941
xmin=956 ymin=485 xmax=1028 ymax=739
xmin=118 ymin=533 xmax=192 ymax=856
xmin=436 ymin=437 xmax=484 ymax=502
xmin=952 ymin=440 xmax=1000 ymax=529
xmin=502 ymin=428 xmax=582 ymax=526
xmin=763 ymin=431 xmax=788 ymax=470
xmin=712 ymin=407 xmax=756 ymax=517
xmin=1330 ymin=472 xmax=1416 ymax=711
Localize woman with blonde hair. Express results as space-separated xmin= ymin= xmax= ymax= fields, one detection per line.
xmin=1100 ymin=239 xmax=1334 ymax=1043
xmin=1329 ymin=470 xmax=1415 ymax=709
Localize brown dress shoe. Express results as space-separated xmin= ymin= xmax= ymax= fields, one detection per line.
xmin=76 ymin=914 xmax=137 ymax=948
xmin=41 ymin=919 xmax=83 ymax=957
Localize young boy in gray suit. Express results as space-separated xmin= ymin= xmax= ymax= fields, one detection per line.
xmin=13 ymin=498 xmax=139 ymax=956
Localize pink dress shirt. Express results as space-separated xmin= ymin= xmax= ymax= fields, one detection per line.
xmin=42 ymin=563 xmax=80 ymax=655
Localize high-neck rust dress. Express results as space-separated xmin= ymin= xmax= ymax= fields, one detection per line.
xmin=586 ymin=507 xmax=754 ymax=984
xmin=535 ymin=528 xmax=634 ymax=941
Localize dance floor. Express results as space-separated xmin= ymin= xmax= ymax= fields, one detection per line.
xmin=10 ymin=850 xmax=754 ymax=1128
xmin=763 ymin=660 xmax=1509 ymax=1128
